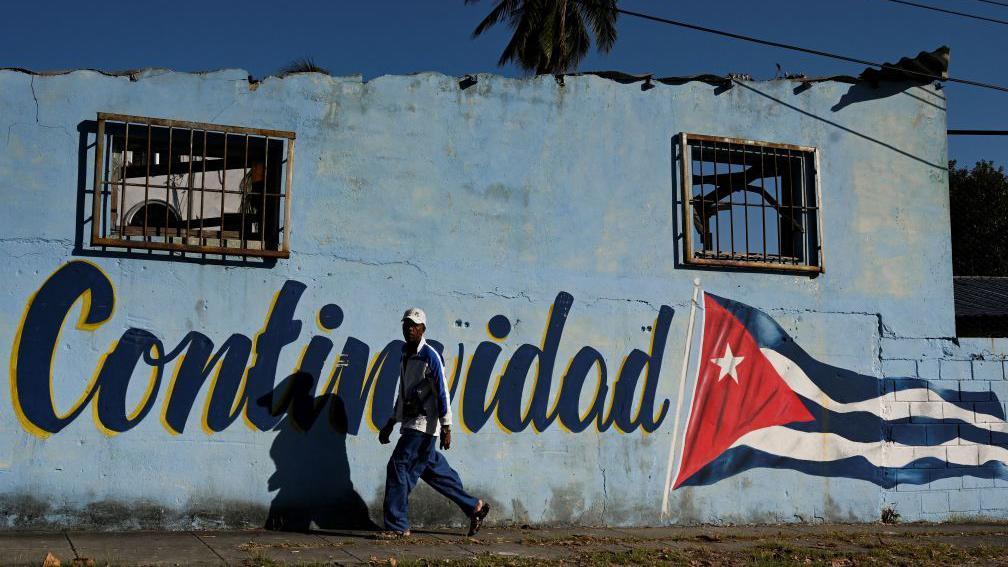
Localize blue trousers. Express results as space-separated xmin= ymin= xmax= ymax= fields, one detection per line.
xmin=384 ymin=429 xmax=478 ymax=532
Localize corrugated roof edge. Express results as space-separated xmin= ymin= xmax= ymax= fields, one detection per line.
xmin=575 ymin=70 xmax=859 ymax=86
xmin=0 ymin=66 xmax=939 ymax=88
xmin=954 ymin=276 xmax=1008 ymax=318
xmin=579 ymin=47 xmax=948 ymax=87
xmin=2 ymin=46 xmax=949 ymax=87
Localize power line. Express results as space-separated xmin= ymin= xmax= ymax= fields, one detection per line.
xmin=948 ymin=129 xmax=1008 ymax=135
xmin=612 ymin=7 xmax=1008 ymax=94
xmin=969 ymin=0 xmax=1008 ymax=8
xmin=880 ymin=0 xmax=1008 ymax=25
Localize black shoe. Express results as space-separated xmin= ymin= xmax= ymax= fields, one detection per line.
xmin=468 ymin=501 xmax=490 ymax=536
xmin=373 ymin=530 xmax=411 ymax=540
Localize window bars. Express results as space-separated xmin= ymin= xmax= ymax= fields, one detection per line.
xmin=91 ymin=113 xmax=295 ymax=259
xmin=679 ymin=133 xmax=823 ymax=274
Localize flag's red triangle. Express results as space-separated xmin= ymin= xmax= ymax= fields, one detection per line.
xmin=673 ymin=294 xmax=814 ymax=488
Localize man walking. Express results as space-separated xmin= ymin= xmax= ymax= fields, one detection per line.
xmin=378 ymin=307 xmax=491 ymax=537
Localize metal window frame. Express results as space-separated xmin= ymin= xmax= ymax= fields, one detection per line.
xmin=678 ymin=132 xmax=825 ymax=275
xmin=91 ymin=112 xmax=296 ymax=259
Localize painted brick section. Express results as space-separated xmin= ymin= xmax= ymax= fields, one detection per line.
xmin=957 ymin=338 xmax=1008 ymax=360
xmin=960 ymin=381 xmax=993 ymax=402
xmin=974 ymin=402 xmax=1002 ymax=423
xmin=941 ymin=360 xmax=973 ymax=381
xmin=947 ymin=445 xmax=980 ymax=467
xmin=881 ymin=359 xmax=916 ymax=378
xmin=891 ymin=379 xmax=929 ymax=402
xmin=989 ymin=381 xmax=1008 ymax=402
xmin=889 ymin=424 xmax=925 ymax=445
xmin=880 ymin=338 xmax=955 ymax=361
xmin=973 ymin=360 xmax=1004 ymax=381
xmin=958 ymin=424 xmax=989 ymax=445
xmin=980 ymin=446 xmax=1008 ymax=466
xmin=928 ymin=474 xmax=960 ymax=490
xmin=921 ymin=492 xmax=950 ymax=513
xmin=892 ymin=466 xmax=929 ymax=489
xmin=884 ymin=492 xmax=921 ymax=518
xmin=881 ymin=401 xmax=911 ymax=421
xmin=949 ymin=490 xmax=980 ymax=512
xmin=979 ymin=488 xmax=1008 ymax=510
xmin=909 ymin=402 xmax=944 ymax=422
xmin=927 ymin=380 xmax=960 ymax=401
xmin=963 ymin=473 xmax=995 ymax=489
xmin=987 ymin=423 xmax=1008 ymax=446
xmin=925 ymin=424 xmax=957 ymax=446
xmin=917 ymin=359 xmax=941 ymax=380
xmin=851 ymin=338 xmax=1008 ymax=521
xmin=912 ymin=446 xmax=946 ymax=466
xmin=898 ymin=389 xmax=931 ymax=403
xmin=895 ymin=479 xmax=930 ymax=492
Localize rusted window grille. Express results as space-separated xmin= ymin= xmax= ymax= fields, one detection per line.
xmin=679 ymin=133 xmax=823 ymax=274
xmin=91 ymin=113 xmax=295 ymax=259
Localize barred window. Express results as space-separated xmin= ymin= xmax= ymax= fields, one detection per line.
xmin=91 ymin=113 xmax=295 ymax=259
xmin=679 ymin=133 xmax=823 ymax=274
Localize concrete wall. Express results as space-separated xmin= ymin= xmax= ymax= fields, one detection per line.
xmin=0 ymin=68 xmax=974 ymax=530
xmin=879 ymin=338 xmax=1008 ymax=521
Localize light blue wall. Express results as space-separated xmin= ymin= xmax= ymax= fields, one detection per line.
xmin=0 ymin=68 xmax=966 ymax=529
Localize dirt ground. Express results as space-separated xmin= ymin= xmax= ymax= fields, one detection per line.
xmin=4 ymin=523 xmax=1008 ymax=566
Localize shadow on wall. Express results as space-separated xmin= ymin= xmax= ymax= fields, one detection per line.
xmin=830 ymin=81 xmax=946 ymax=113
xmin=262 ymin=372 xmax=378 ymax=532
xmin=731 ymin=82 xmax=946 ymax=171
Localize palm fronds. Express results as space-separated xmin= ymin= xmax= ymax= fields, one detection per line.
xmin=467 ymin=0 xmax=618 ymax=75
xmin=277 ymin=57 xmax=330 ymax=78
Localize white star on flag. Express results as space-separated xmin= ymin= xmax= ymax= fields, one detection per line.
xmin=711 ymin=345 xmax=744 ymax=383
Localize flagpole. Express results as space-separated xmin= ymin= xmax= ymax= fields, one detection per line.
xmin=660 ymin=277 xmax=702 ymax=519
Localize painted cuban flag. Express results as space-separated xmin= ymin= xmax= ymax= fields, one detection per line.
xmin=671 ymin=292 xmax=1008 ymax=490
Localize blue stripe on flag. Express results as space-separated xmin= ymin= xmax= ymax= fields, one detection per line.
xmin=678 ymin=446 xmax=1008 ymax=488
xmin=790 ymin=396 xmax=1008 ymax=444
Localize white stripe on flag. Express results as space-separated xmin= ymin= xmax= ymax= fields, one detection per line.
xmin=732 ymin=426 xmax=1008 ymax=467
xmin=762 ymin=349 xmax=1002 ymax=424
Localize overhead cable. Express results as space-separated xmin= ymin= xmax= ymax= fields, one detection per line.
xmin=612 ymin=7 xmax=1008 ymax=94
xmin=969 ymin=0 xmax=1008 ymax=8
xmin=880 ymin=0 xmax=1008 ymax=25
xmin=948 ymin=129 xmax=1008 ymax=135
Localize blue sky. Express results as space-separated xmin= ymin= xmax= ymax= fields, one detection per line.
xmin=4 ymin=0 xmax=1005 ymax=168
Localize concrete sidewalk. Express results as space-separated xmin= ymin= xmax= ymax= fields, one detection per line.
xmin=4 ymin=523 xmax=1008 ymax=566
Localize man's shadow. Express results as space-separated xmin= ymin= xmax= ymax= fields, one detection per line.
xmin=261 ymin=372 xmax=379 ymax=532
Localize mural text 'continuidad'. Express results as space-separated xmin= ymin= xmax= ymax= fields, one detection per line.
xmin=10 ymin=261 xmax=672 ymax=439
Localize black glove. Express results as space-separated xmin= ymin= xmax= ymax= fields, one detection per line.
xmin=379 ymin=420 xmax=395 ymax=444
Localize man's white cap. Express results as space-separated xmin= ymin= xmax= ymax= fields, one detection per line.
xmin=402 ymin=307 xmax=427 ymax=326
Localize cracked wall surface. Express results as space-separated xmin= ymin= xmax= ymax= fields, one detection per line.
xmin=0 ymin=68 xmax=963 ymax=529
